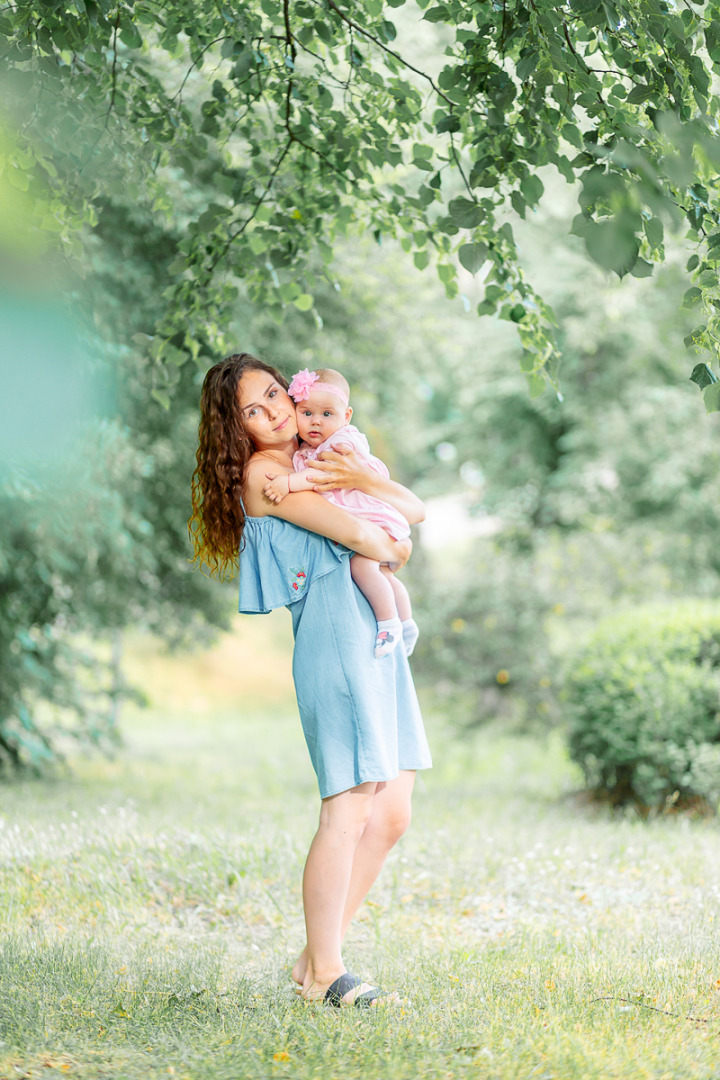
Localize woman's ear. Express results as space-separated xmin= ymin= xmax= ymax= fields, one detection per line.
xmin=345 ymin=406 xmax=353 ymax=424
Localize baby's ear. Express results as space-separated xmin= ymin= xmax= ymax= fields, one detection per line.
xmin=345 ymin=406 xmax=353 ymax=423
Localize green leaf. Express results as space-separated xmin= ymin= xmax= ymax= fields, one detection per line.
xmin=630 ymin=258 xmax=653 ymax=278
xmin=683 ymin=287 xmax=703 ymax=307
xmin=703 ymin=382 xmax=720 ymax=413
xmin=423 ymin=4 xmax=451 ymax=21
xmin=562 ymin=123 xmax=584 ymax=150
xmin=458 ymin=243 xmax=489 ymax=274
xmin=687 ymin=254 xmax=700 ymax=272
xmin=511 ymin=191 xmax=526 ymax=219
xmin=516 ymin=52 xmax=539 ymax=81
xmin=690 ymin=363 xmax=717 ymax=389
xmin=7 ymin=167 xmax=29 ymax=192
xmin=436 ymin=113 xmax=461 ymax=133
xmin=119 ymin=22 xmax=142 ymax=49
xmin=644 ymin=217 xmax=663 ymax=249
xmin=247 ymin=233 xmax=267 ymax=255
xmin=626 ymin=84 xmax=654 ymax=105
xmin=414 ymin=250 xmax=430 ymax=270
xmin=520 ymin=174 xmax=544 ymax=207
xmin=526 ymin=372 xmax=546 ymax=398
xmin=448 ymin=197 xmax=484 ymax=228
xmin=584 ymin=220 xmax=639 ymax=278
xmin=293 ymin=293 xmax=314 ymax=311
xmin=684 ymin=324 xmax=707 ymax=347
xmin=151 ymin=389 xmax=171 ymax=410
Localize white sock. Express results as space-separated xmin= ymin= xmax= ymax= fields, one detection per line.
xmin=374 ymin=618 xmax=402 ymax=659
xmin=402 ymin=618 xmax=419 ymax=657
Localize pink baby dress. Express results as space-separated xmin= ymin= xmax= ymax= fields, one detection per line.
xmin=293 ymin=425 xmax=410 ymax=541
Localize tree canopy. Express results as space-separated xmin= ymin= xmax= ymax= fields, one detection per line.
xmin=4 ymin=0 xmax=720 ymax=405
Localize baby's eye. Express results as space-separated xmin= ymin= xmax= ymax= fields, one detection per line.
xmin=323 ymin=411 xmax=332 ymax=417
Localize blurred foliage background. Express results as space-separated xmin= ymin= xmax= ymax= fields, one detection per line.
xmin=3 ymin=1 xmax=720 ymax=808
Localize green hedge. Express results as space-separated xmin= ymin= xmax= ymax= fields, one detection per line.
xmin=564 ymin=602 xmax=720 ymax=811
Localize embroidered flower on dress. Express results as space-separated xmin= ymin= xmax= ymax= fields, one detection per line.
xmin=290 ymin=567 xmax=307 ymax=592
xmin=287 ymin=369 xmax=318 ymax=402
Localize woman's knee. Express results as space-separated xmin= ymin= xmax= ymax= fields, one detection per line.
xmin=373 ymin=802 xmax=412 ymax=846
xmin=319 ymin=788 xmax=376 ymax=842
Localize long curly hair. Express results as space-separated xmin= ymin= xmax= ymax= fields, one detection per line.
xmin=189 ymin=353 xmax=289 ymax=579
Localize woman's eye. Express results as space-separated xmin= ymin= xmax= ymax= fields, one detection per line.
xmin=269 ymin=389 xmax=277 ymax=398
xmin=248 ymin=408 xmax=257 ymax=417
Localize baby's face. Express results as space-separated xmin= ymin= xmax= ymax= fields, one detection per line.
xmin=296 ymin=390 xmax=351 ymax=448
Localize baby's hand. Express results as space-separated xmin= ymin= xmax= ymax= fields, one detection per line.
xmin=263 ymin=473 xmax=290 ymax=504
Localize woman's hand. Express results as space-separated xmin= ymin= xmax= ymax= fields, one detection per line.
xmin=387 ymin=538 xmax=412 ymax=573
xmin=309 ymin=445 xmax=425 ymax=525
xmin=305 ymin=443 xmax=367 ymax=492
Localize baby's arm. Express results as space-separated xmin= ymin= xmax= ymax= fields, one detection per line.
xmin=263 ymin=469 xmax=317 ymax=504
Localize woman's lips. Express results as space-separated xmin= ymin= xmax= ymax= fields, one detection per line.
xmin=274 ymin=415 xmax=290 ymax=431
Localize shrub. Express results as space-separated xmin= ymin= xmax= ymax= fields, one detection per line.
xmin=563 ymin=602 xmax=720 ymax=811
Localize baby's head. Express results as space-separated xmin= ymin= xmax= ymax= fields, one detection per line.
xmin=287 ymin=367 xmax=352 ymax=448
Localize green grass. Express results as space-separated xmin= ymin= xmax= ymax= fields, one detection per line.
xmin=1 ymin=612 xmax=720 ymax=1079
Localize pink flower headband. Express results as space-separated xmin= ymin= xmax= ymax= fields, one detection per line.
xmin=287 ymin=368 xmax=349 ymax=406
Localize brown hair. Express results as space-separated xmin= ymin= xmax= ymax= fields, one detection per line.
xmin=188 ymin=353 xmax=288 ymax=579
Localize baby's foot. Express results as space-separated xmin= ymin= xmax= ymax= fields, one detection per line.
xmin=374 ymin=618 xmax=402 ymax=659
xmin=402 ymin=618 xmax=419 ymax=657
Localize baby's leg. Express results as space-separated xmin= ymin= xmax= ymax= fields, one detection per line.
xmin=350 ymin=555 xmax=402 ymax=659
xmin=384 ymin=569 xmax=411 ymax=621
xmin=382 ymin=567 xmax=419 ymax=658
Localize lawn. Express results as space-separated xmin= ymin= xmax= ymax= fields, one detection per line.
xmin=1 ymin=611 xmax=719 ymax=1080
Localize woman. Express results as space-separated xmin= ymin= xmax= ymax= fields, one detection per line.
xmin=189 ymin=353 xmax=432 ymax=1006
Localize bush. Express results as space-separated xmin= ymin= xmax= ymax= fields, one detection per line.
xmin=563 ymin=602 xmax=720 ymax=811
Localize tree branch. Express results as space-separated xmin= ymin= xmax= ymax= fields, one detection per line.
xmin=210 ymin=137 xmax=294 ymax=269
xmin=323 ymin=0 xmax=456 ymax=107
xmin=172 ymin=34 xmax=230 ymax=102
xmin=103 ymin=13 xmax=120 ymax=131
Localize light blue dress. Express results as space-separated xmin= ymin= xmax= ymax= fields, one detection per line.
xmin=238 ymin=515 xmax=432 ymax=799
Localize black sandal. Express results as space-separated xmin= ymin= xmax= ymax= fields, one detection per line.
xmin=323 ymin=971 xmax=382 ymax=1007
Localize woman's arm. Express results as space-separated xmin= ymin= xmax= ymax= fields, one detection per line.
xmin=305 ymin=446 xmax=426 ymax=524
xmin=244 ymin=459 xmax=412 ymax=567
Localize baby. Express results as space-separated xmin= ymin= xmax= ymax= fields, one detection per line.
xmin=264 ymin=367 xmax=419 ymax=660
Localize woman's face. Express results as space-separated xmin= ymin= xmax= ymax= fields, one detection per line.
xmin=237 ymin=369 xmax=297 ymax=450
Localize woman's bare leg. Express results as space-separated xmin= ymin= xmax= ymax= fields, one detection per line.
xmin=298 ymin=781 xmax=380 ymax=1001
xmin=293 ymin=771 xmax=416 ymax=987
